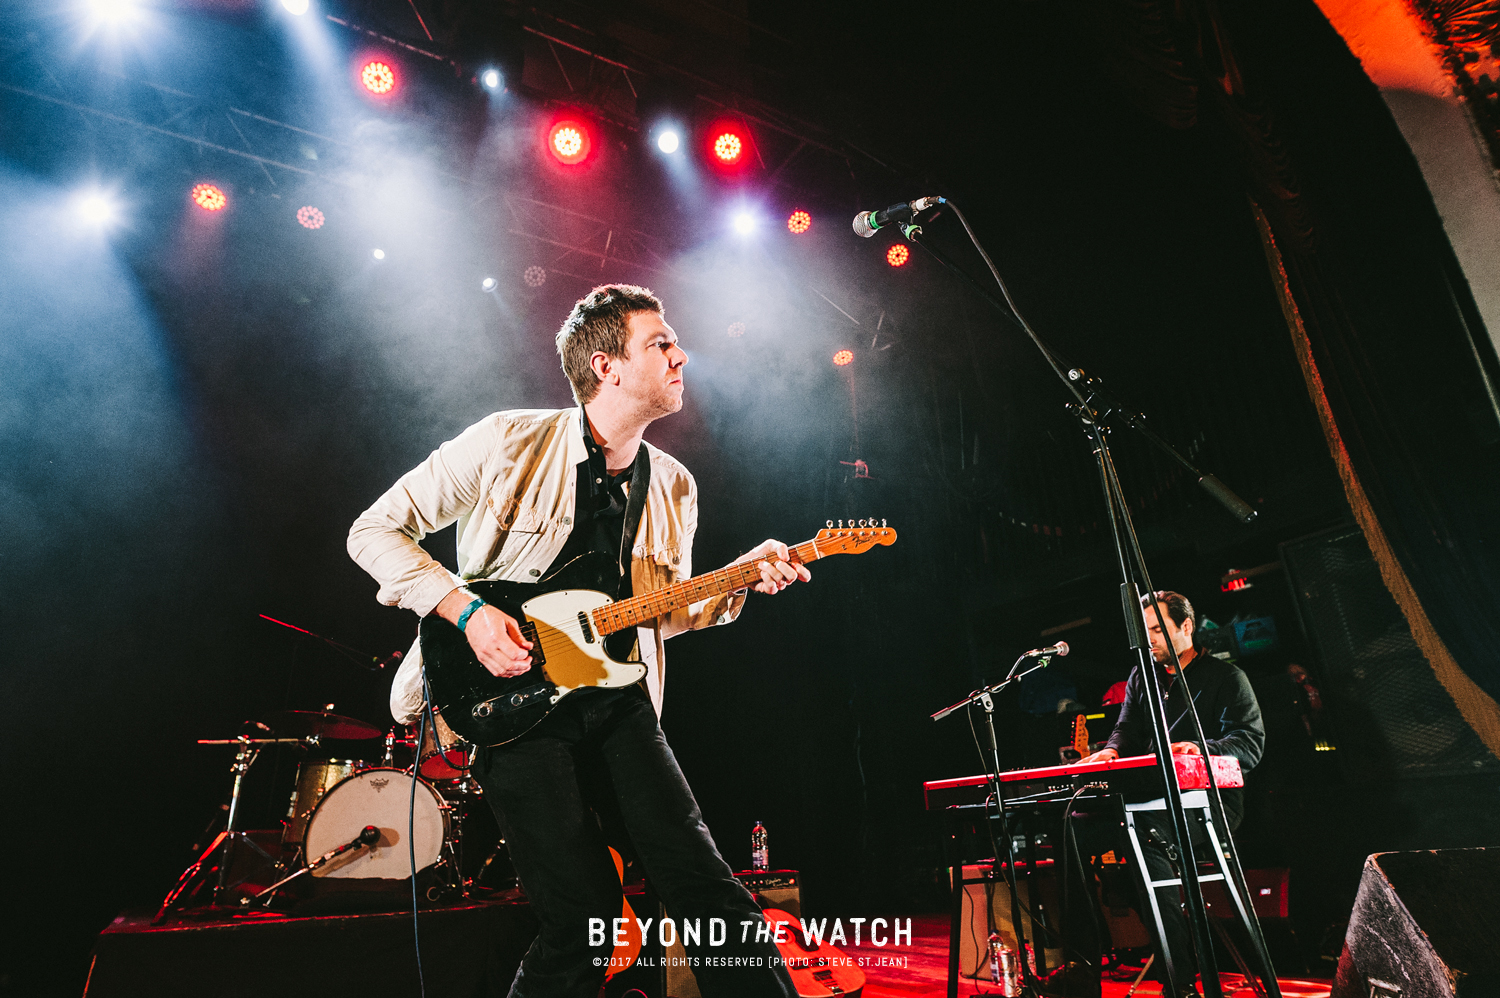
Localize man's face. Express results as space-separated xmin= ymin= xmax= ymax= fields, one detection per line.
xmin=602 ymin=311 xmax=687 ymax=417
xmin=1143 ymin=604 xmax=1194 ymax=668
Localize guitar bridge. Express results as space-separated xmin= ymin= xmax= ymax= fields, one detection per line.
xmin=519 ymin=620 xmax=545 ymax=665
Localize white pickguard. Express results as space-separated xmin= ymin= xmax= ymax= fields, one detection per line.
xmin=521 ymin=589 xmax=647 ymax=698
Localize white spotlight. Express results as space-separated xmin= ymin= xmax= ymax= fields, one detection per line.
xmin=372 ymin=248 xmax=385 ymax=260
xmin=481 ymin=277 xmax=497 ymax=291
xmin=280 ymin=0 xmax=309 ymax=13
xmin=481 ymin=69 xmax=501 ymax=90
xmin=86 ymin=0 xmax=139 ymax=21
xmin=657 ymin=130 xmax=680 ymax=155
xmin=732 ymin=211 xmax=756 ymax=235
xmin=74 ymin=191 xmax=118 ymax=226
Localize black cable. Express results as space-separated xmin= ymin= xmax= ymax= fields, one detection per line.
xmin=1060 ymin=782 xmax=1108 ymax=970
xmin=410 ymin=678 xmax=431 ymax=998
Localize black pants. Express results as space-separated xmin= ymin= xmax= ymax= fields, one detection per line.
xmin=470 ymin=687 xmax=796 ymax=998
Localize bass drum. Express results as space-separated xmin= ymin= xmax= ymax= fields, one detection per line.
xmin=303 ymin=767 xmax=447 ymax=879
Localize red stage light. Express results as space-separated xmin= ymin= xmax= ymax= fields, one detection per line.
xmin=360 ymin=60 xmax=396 ymax=96
xmin=548 ymin=120 xmax=591 ymax=165
xmin=832 ymin=349 xmax=854 ymax=367
xmin=296 ymin=205 xmax=325 ymax=230
xmin=191 ymin=183 xmax=226 ymax=212
xmin=712 ymin=131 xmax=743 ymax=164
xmin=787 ymin=210 xmax=811 ymax=235
xmin=886 ymin=244 xmax=909 ymax=267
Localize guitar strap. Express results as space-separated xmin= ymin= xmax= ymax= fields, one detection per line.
xmin=616 ymin=443 xmax=652 ymax=601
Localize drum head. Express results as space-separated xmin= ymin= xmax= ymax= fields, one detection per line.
xmin=303 ymin=768 xmax=445 ymax=879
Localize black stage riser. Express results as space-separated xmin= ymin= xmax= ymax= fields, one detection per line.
xmin=86 ymin=899 xmax=536 ymax=998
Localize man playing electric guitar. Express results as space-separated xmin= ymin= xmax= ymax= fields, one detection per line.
xmin=348 ymin=284 xmax=808 ymax=997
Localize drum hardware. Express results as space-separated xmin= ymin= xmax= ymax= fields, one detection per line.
xmin=282 ymin=758 xmax=369 ymax=848
xmin=269 ymin=709 xmax=383 ymax=741
xmin=154 ymin=734 xmax=303 ymax=923
xmin=248 ymin=825 xmax=381 ymax=905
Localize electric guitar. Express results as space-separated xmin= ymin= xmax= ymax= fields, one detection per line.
xmin=763 ymin=908 xmax=866 ymax=996
xmin=421 ymin=524 xmax=898 ymax=746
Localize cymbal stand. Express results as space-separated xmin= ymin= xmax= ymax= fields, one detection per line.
xmin=154 ymin=735 xmax=301 ymax=923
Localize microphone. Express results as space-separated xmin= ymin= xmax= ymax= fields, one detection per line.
xmin=1022 ymin=641 xmax=1070 ymax=659
xmin=852 ymin=196 xmax=944 ymax=237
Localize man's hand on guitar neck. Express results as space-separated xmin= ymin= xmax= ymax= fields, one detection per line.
xmin=435 ymin=588 xmax=534 ymax=678
xmin=731 ymin=539 xmax=812 ymax=595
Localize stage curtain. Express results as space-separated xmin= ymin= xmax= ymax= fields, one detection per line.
xmin=1079 ymin=0 xmax=1500 ymax=753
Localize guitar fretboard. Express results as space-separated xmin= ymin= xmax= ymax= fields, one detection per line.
xmin=592 ymin=539 xmax=823 ymax=635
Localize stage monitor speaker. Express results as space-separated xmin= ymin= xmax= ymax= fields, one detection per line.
xmin=1331 ymin=848 xmax=1500 ymax=998
xmin=1280 ymin=526 xmax=1498 ymax=781
xmin=658 ymin=870 xmax=800 ymax=998
xmin=954 ymin=863 xmax=1065 ymax=982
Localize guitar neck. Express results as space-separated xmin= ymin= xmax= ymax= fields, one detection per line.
xmin=592 ymin=539 xmax=823 ymax=636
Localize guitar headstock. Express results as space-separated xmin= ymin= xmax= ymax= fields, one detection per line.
xmin=815 ymin=519 xmax=897 ymax=556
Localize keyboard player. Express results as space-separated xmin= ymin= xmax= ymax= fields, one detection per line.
xmin=1078 ymin=590 xmax=1264 ymax=996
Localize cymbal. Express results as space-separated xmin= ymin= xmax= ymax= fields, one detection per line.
xmin=270 ymin=710 xmax=382 ymax=740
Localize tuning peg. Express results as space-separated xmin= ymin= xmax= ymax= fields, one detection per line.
xmin=881 ymin=519 xmax=887 ymax=527
xmin=857 ymin=519 xmax=866 ymax=527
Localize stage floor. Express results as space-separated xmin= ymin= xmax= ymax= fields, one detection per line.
xmin=847 ymin=914 xmax=1333 ymax=998
xmin=88 ymin=903 xmax=1332 ymax=997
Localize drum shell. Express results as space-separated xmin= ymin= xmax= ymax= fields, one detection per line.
xmin=415 ymin=710 xmax=471 ymax=781
xmin=284 ymin=759 xmax=365 ymax=846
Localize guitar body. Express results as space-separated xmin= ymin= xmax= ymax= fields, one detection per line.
xmin=421 ymin=526 xmax=898 ymax=747
xmin=420 ymin=552 xmax=646 ymax=746
xmin=764 ymin=908 xmax=866 ymax=997
xmin=606 ymin=846 xmax=643 ymax=978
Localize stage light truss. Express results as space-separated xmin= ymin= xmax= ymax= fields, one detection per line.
xmin=503 ymin=194 xmax=668 ymax=281
xmin=0 ymin=53 xmax=475 ymax=213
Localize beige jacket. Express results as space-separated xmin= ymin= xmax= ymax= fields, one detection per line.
xmin=348 ymin=407 xmax=744 ymax=725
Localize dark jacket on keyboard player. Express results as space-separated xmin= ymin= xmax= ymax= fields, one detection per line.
xmin=1105 ymin=654 xmax=1265 ymax=827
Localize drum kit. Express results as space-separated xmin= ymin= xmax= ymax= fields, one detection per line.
xmin=154 ymin=707 xmax=512 ymax=922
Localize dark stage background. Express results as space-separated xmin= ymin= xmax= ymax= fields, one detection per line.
xmin=3 ymin=0 xmax=1499 ymax=994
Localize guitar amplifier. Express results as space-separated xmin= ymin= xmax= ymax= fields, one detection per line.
xmin=653 ymin=870 xmax=801 ymax=998
xmin=954 ymin=863 xmax=1064 ymax=982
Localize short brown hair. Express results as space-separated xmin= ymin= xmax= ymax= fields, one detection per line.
xmin=1142 ymin=590 xmax=1197 ymax=641
xmin=555 ymin=284 xmax=663 ymax=404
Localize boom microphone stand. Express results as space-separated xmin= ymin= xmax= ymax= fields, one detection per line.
xmin=907 ymin=200 xmax=1280 ymax=998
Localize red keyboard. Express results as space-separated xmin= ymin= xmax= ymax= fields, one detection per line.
xmin=923 ymin=753 xmax=1243 ymax=810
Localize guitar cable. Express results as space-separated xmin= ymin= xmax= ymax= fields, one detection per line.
xmin=409 ymin=674 xmax=432 ymax=998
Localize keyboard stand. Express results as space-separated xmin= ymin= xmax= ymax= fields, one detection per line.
xmin=1122 ymin=790 xmax=1269 ymax=997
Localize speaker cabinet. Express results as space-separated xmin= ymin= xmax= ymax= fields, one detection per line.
xmin=954 ymin=863 xmax=1065 ymax=982
xmin=1331 ymin=849 xmax=1500 ymax=997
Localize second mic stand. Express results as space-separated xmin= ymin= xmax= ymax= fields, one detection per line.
xmin=933 ymin=653 xmax=1057 ymax=997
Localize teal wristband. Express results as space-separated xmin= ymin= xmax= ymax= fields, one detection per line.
xmin=456 ymin=597 xmax=486 ymax=633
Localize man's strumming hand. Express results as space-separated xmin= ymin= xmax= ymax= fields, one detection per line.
xmin=436 ymin=588 xmax=534 ymax=678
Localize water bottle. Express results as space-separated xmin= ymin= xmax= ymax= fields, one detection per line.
xmin=987 ymin=932 xmax=1021 ymax=996
xmin=750 ymin=820 xmax=769 ymax=871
